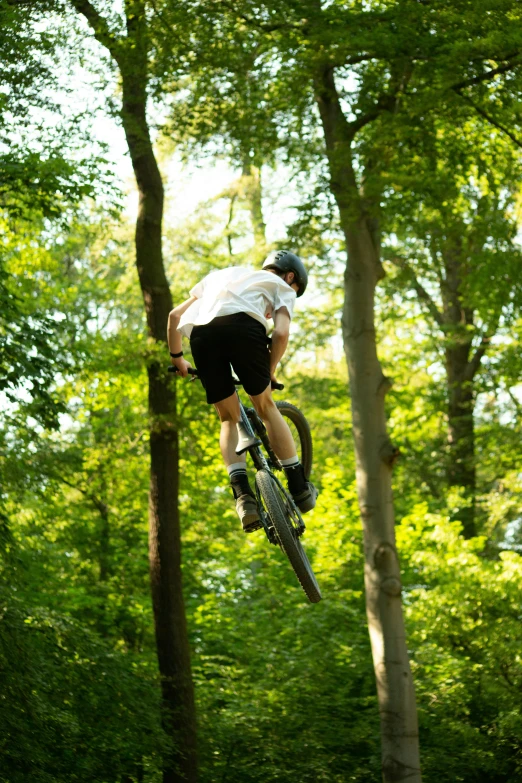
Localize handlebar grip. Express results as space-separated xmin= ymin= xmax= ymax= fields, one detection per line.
xmin=168 ymin=366 xmax=197 ymax=375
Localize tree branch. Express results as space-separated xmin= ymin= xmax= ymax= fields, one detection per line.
xmin=450 ymin=54 xmax=521 ymax=91
xmin=462 ymin=334 xmax=493 ymax=383
xmin=388 ymin=256 xmax=444 ymax=327
xmin=347 ymin=60 xmax=413 ymax=135
xmin=69 ymin=0 xmax=123 ymax=66
xmin=216 ymin=0 xmax=300 ymax=32
xmin=506 ymin=387 xmax=522 ymax=418
xmin=498 ymin=661 xmax=522 ymax=692
xmin=453 ymin=89 xmax=522 ymax=148
xmin=55 ymin=472 xmax=108 ymax=515
xmin=348 ymin=91 xmax=398 ymax=135
xmin=341 ymin=54 xmax=374 ymax=67
xmin=148 ymin=0 xmax=175 ymax=37
xmin=315 ymin=65 xmax=356 ymax=143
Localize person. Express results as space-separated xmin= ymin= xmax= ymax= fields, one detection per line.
xmin=167 ymin=250 xmax=317 ymax=532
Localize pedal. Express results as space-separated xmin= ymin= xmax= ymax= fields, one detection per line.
xmin=236 ymin=422 xmax=262 ymax=455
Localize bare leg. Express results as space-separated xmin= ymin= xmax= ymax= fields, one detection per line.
xmin=214 ymin=392 xmax=244 ymax=468
xmin=215 ymin=392 xmax=260 ymax=529
xmin=250 ymin=384 xmax=316 ymax=513
xmin=249 ymin=384 xmax=297 ymax=460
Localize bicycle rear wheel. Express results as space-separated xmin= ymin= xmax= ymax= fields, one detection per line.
xmin=255 ymin=470 xmax=321 ymax=603
xmin=276 ymin=401 xmax=313 ymax=479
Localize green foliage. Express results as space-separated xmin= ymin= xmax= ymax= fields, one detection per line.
xmin=177 ymin=379 xmax=379 ymax=781
xmin=0 ymin=592 xmax=167 ymax=783
xmin=0 ymin=259 xmax=66 ymax=429
xmin=398 ymin=509 xmax=522 ymax=781
xmin=2 ymin=178 xmax=522 ymax=781
xmin=3 ymin=2 xmax=522 ymax=780
xmin=0 ymin=207 xmax=129 ymax=426
xmin=379 ymin=110 xmax=522 ymax=332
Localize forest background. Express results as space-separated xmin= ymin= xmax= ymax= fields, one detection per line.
xmin=2 ymin=1 xmax=522 ymax=782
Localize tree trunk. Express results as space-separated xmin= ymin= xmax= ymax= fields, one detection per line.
xmin=242 ymin=162 xmax=266 ymax=261
xmin=96 ymin=494 xmax=110 ymax=582
xmin=120 ymin=18 xmax=198 ymax=783
xmin=69 ymin=2 xmax=198 ymax=780
xmin=445 ymin=346 xmax=476 ymax=537
xmin=315 ymin=66 xmax=421 ymax=783
xmin=441 ymin=245 xmax=477 ymax=538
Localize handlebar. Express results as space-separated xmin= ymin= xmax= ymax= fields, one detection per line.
xmin=168 ymin=365 xmax=284 ymax=391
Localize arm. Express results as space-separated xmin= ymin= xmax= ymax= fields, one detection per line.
xmin=269 ymin=307 xmax=291 ymax=381
xmin=167 ymin=296 xmax=197 ymax=377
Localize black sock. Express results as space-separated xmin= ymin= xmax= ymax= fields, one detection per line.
xmin=229 ymin=468 xmax=254 ymax=500
xmin=283 ymin=462 xmax=307 ymax=495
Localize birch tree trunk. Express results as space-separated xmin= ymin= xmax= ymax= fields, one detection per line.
xmin=69 ymin=2 xmax=198 ymax=780
xmin=315 ymin=65 xmax=422 ymax=783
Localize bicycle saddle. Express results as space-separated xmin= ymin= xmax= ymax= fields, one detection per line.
xmin=235 ymin=421 xmax=262 ymax=455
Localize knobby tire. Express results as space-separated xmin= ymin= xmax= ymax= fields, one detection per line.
xmin=275 ymin=401 xmax=313 ymax=479
xmin=255 ymin=470 xmax=321 ymax=604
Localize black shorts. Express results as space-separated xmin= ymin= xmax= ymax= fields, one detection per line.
xmin=190 ymin=313 xmax=271 ymax=404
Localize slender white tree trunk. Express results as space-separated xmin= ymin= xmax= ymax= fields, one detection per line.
xmin=315 ymin=65 xmax=422 ymax=783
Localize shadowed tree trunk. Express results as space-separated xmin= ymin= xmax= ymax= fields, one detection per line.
xmin=314 ymin=65 xmax=422 ymax=783
xmin=69 ymin=2 xmax=197 ymax=780
xmin=95 ymin=488 xmax=111 ymax=582
xmin=446 ymin=363 xmax=476 ymax=536
xmin=397 ymin=237 xmax=494 ymax=539
xmin=441 ymin=242 xmax=479 ymax=538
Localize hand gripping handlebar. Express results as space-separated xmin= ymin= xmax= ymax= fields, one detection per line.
xmin=167 ymin=365 xmax=284 ymax=391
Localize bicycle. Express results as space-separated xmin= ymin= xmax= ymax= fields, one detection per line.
xmin=169 ymin=366 xmax=322 ymax=604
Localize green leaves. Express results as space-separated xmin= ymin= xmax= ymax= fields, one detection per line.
xmin=3 ymin=1 xmax=522 ymax=779
xmin=398 ymin=509 xmax=522 ymax=781
xmin=0 ymin=593 xmax=168 ymax=783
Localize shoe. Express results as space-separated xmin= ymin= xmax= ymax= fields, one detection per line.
xmin=236 ymin=494 xmax=262 ymax=533
xmin=291 ymin=481 xmax=318 ymax=513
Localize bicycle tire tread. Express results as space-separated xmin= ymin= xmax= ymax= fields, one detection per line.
xmin=275 ymin=401 xmax=313 ymax=479
xmin=256 ymin=470 xmax=322 ymax=603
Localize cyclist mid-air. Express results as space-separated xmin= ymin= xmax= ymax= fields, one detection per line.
xmin=167 ymin=250 xmax=318 ymax=533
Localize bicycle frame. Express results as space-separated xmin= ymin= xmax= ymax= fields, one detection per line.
xmin=167 ymin=366 xmax=306 ymax=543
xmin=237 ymin=393 xmax=306 ymax=543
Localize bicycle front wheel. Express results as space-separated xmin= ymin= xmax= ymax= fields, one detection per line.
xmin=255 ymin=470 xmax=322 ymax=604
xmin=275 ymin=401 xmax=313 ymax=479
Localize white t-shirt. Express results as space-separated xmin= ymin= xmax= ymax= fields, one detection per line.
xmin=177 ymin=266 xmax=296 ymax=338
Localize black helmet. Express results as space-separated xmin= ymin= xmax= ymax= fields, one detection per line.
xmin=262 ymin=250 xmax=308 ymax=297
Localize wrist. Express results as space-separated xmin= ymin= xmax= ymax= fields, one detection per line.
xmin=170 ymin=350 xmax=183 ymax=358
